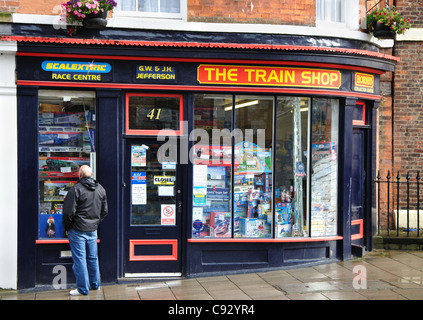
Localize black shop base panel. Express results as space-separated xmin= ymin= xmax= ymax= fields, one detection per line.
xmin=185 ymin=240 xmax=340 ymax=277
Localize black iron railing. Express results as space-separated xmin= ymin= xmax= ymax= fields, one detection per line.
xmin=375 ymin=171 xmax=421 ymax=237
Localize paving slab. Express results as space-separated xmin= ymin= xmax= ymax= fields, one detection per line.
xmin=2 ymin=250 xmax=423 ymax=301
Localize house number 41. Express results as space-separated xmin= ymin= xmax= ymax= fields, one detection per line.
xmin=146 ymin=108 xmax=162 ymax=120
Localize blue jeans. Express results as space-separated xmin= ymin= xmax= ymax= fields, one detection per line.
xmin=68 ymin=229 xmax=100 ymax=295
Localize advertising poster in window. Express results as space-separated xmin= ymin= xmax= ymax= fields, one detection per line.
xmin=131 ymin=145 xmax=147 ymax=167
xmin=131 ymin=172 xmax=147 ymax=205
xmin=193 ymin=186 xmax=207 ymax=206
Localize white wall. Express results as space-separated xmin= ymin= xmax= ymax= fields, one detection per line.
xmin=0 ymin=40 xmax=17 ymax=289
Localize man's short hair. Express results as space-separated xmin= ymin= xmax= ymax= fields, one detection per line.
xmin=79 ymin=165 xmax=93 ymax=178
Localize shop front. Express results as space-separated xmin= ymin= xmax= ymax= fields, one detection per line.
xmin=9 ymin=31 xmax=397 ymax=289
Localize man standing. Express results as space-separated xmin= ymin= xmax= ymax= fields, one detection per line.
xmin=63 ymin=165 xmax=108 ymax=296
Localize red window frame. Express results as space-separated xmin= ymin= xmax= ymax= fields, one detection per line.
xmin=125 ymin=93 xmax=184 ymax=136
xmin=352 ymin=101 xmax=366 ymax=126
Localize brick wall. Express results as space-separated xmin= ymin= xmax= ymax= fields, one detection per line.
xmin=0 ymin=0 xmax=20 ymax=13
xmin=377 ymin=46 xmax=394 ymax=229
xmin=393 ymin=41 xmax=423 ymax=174
xmin=373 ymin=1 xmax=423 ymax=229
xmin=379 ymin=70 xmax=393 ymax=177
xmin=392 ymin=1 xmax=423 ymax=177
xmin=396 ymin=0 xmax=423 ymax=28
xmin=15 ymin=0 xmax=61 ymax=15
xmin=187 ymin=0 xmax=316 ymax=25
xmin=1 ymin=0 xmax=317 ymax=25
xmin=0 ymin=0 xmax=62 ymax=14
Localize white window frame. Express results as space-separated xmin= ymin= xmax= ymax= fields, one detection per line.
xmin=316 ymin=0 xmax=359 ymax=30
xmin=316 ymin=0 xmax=345 ymax=24
xmin=115 ymin=0 xmax=187 ymax=20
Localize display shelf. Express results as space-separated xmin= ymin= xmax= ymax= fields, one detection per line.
xmin=188 ymin=235 xmax=343 ymax=243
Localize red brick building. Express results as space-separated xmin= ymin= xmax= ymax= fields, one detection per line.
xmin=375 ymin=1 xmax=423 ymax=230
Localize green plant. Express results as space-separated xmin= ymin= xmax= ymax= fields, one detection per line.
xmin=367 ymin=5 xmax=411 ymax=35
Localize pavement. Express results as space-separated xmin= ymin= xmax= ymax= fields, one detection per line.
xmin=2 ymin=250 xmax=423 ymax=301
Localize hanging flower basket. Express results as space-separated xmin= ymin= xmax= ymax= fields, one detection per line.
xmin=366 ymin=6 xmax=411 ymax=39
xmin=82 ymin=10 xmax=108 ymax=29
xmin=62 ymin=0 xmax=117 ymax=35
xmin=372 ymin=21 xmax=396 ymax=39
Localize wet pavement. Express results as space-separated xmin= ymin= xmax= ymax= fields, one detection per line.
xmin=2 ymin=250 xmax=423 ymax=300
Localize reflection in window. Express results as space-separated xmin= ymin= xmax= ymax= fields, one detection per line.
xmin=275 ymin=97 xmax=310 ymax=237
xmin=192 ymin=94 xmax=233 ymax=238
xmin=117 ymin=0 xmax=180 ymax=14
xmin=127 ymin=94 xmax=182 ymax=133
xmin=130 ymin=143 xmax=177 ymax=225
xmin=316 ymin=0 xmax=345 ymax=23
xmin=353 ymin=101 xmax=366 ymax=125
xmin=311 ymin=98 xmax=339 ymax=236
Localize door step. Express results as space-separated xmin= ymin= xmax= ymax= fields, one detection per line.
xmin=124 ymin=272 xmax=182 ymax=278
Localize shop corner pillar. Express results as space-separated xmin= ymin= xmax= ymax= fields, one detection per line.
xmin=341 ymin=98 xmax=357 ymax=260
xmin=0 ymin=40 xmax=17 ymax=289
xmin=96 ymin=89 xmax=121 ymax=283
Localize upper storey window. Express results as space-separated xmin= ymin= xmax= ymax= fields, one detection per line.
xmin=116 ymin=0 xmax=184 ymax=18
xmin=316 ymin=0 xmax=345 ymax=24
xmin=316 ymin=0 xmax=360 ymax=30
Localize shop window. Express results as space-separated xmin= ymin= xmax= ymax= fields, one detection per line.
xmin=116 ymin=0 xmax=184 ymax=18
xmin=233 ymin=96 xmax=274 ymax=238
xmin=353 ymin=101 xmax=366 ymax=126
xmin=191 ymin=94 xmax=274 ymax=238
xmin=316 ymin=0 xmax=345 ymax=24
xmin=38 ymin=90 xmax=96 ymax=240
xmin=126 ymin=93 xmax=184 ymax=136
xmin=192 ymin=94 xmax=233 ymax=238
xmin=275 ymin=97 xmax=310 ymax=237
xmin=311 ymin=98 xmax=339 ymax=237
xmin=191 ymin=94 xmax=339 ymax=240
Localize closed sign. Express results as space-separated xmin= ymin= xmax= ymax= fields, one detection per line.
xmin=154 ymin=175 xmax=175 ymax=185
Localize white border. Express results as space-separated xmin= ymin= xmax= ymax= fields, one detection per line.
xmin=397 ymin=28 xmax=423 ymax=41
xmin=0 ymin=40 xmax=17 ymax=290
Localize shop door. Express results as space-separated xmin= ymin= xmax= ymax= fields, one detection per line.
xmin=351 ymin=129 xmax=366 ymax=248
xmin=124 ymin=139 xmax=182 ymax=276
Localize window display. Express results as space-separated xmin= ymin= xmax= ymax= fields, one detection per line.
xmin=310 ymin=98 xmax=338 ymax=236
xmin=275 ymin=97 xmax=310 ymax=237
xmin=38 ymin=90 xmax=96 ymax=239
xmin=191 ymin=94 xmax=339 ymax=239
xmin=192 ymin=94 xmax=232 ymax=238
xmin=234 ymin=96 xmax=273 ymax=238
xmin=191 ymin=94 xmax=274 ymax=238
